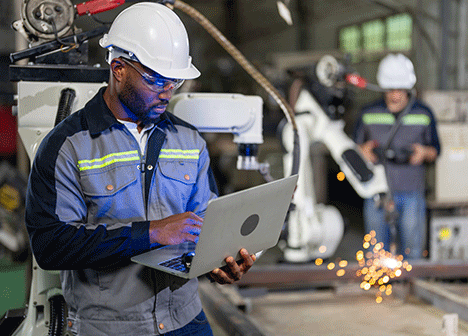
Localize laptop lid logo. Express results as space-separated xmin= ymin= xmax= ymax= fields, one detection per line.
xmin=240 ymin=214 xmax=259 ymax=236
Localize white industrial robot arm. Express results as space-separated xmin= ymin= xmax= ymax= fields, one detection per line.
xmin=281 ymin=88 xmax=389 ymax=263
xmin=292 ymin=89 xmax=388 ymax=198
xmin=168 ymin=92 xmax=265 ymax=171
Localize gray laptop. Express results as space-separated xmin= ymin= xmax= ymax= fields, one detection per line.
xmin=131 ymin=174 xmax=298 ymax=279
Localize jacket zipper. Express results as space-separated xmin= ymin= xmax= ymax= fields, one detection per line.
xmin=140 ymin=153 xmax=147 ymax=218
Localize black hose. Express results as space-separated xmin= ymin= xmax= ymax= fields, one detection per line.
xmin=48 ymin=295 xmax=66 ymax=336
xmin=290 ymin=129 xmax=300 ymax=176
xmin=47 ymin=88 xmax=75 ymax=336
xmin=55 ymin=88 xmax=76 ymax=126
xmin=56 ymin=296 xmax=66 ymax=336
xmin=47 ymin=297 xmax=57 ymax=336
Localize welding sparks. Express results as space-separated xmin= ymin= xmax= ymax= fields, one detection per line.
xmin=316 ymin=231 xmax=412 ymax=303
xmin=356 ymin=230 xmax=411 ymax=302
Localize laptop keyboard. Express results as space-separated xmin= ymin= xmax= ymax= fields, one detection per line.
xmin=159 ymin=255 xmax=190 ymax=273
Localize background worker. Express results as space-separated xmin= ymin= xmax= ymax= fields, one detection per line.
xmin=24 ymin=3 xmax=255 ymax=335
xmin=353 ymin=53 xmax=441 ymax=260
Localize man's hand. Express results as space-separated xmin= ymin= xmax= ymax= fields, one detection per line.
xmin=209 ymin=248 xmax=256 ymax=284
xmin=149 ymin=212 xmax=203 ymax=245
xmin=358 ymin=140 xmax=379 ymax=163
xmin=409 ymin=143 xmax=438 ymax=165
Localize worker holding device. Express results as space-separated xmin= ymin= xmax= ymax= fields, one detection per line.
xmin=353 ymin=53 xmax=440 ymax=260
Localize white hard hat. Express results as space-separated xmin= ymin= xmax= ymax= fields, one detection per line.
xmin=99 ymin=2 xmax=200 ymax=79
xmin=376 ymin=53 xmax=416 ymax=90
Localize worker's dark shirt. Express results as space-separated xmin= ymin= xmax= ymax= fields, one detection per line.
xmin=353 ymin=98 xmax=440 ymax=193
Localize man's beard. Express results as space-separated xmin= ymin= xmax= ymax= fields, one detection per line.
xmin=118 ymin=81 xmax=164 ymax=126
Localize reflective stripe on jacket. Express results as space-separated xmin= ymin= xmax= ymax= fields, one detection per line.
xmin=25 ymin=87 xmax=218 ymax=335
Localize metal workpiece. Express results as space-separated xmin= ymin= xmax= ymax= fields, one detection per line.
xmin=412 ymin=278 xmax=468 ymax=324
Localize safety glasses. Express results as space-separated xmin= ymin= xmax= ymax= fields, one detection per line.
xmin=121 ymin=58 xmax=185 ymax=92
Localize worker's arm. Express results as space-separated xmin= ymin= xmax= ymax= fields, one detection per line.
xmin=410 ymin=107 xmax=441 ymax=166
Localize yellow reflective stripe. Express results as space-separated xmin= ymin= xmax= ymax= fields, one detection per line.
xmin=77 ymin=150 xmax=140 ymax=171
xmin=159 ymin=149 xmax=199 ymax=160
xmin=78 ymin=156 xmax=140 ymax=171
xmin=160 ymin=149 xmax=199 ymax=154
xmin=78 ymin=150 xmax=139 ymax=164
xmin=362 ymin=113 xmax=395 ymax=125
xmin=402 ymin=114 xmax=430 ymax=126
xmin=159 ymin=155 xmax=199 ymax=159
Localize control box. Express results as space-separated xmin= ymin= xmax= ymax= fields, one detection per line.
xmin=430 ymin=216 xmax=468 ymax=261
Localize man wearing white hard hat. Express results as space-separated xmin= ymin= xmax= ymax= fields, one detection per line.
xmin=353 ymin=53 xmax=440 ymax=260
xmin=25 ymin=3 xmax=255 ymax=335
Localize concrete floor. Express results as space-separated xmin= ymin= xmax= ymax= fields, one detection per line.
xmin=203 ymin=281 xmax=468 ymax=336
xmin=245 ymin=286 xmax=468 ymax=336
xmin=204 ymin=309 xmax=229 ymax=336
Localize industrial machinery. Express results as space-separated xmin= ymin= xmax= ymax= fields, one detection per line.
xmin=280 ymin=55 xmax=391 ymax=262
xmin=421 ymin=90 xmax=468 ymax=262
xmin=0 ymin=162 xmax=29 ymax=263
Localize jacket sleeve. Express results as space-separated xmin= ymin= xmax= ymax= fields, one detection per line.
xmin=353 ymin=110 xmax=367 ymax=145
xmin=424 ymin=107 xmax=441 ymax=155
xmin=25 ymin=133 xmax=151 ymax=271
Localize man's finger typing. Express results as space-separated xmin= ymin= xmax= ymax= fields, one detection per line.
xmin=149 ymin=212 xmax=203 ymax=245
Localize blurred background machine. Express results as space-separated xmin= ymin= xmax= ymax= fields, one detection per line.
xmin=423 ymin=90 xmax=468 ymax=263
xmin=423 ymin=90 xmax=468 ymax=205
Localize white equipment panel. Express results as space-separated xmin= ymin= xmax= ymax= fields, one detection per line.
xmin=430 ymin=216 xmax=468 ymax=261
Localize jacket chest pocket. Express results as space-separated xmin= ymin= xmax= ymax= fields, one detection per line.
xmin=80 ymin=164 xmax=144 ymax=223
xmin=157 ymin=159 xmax=197 ymax=207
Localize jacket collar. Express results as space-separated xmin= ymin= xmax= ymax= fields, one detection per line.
xmin=84 ymin=87 xmax=175 ymax=134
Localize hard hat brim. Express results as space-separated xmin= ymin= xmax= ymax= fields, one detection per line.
xmin=156 ymin=63 xmax=201 ymax=80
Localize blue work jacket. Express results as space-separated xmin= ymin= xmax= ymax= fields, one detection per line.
xmin=25 ymin=87 xmax=218 ymax=335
